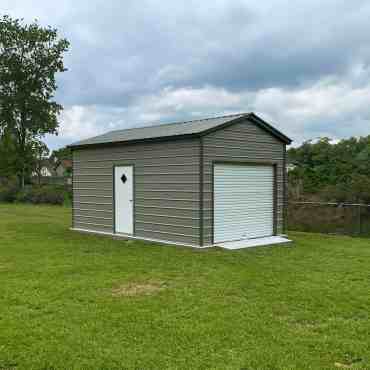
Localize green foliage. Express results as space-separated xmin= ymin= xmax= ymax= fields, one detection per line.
xmin=50 ymin=145 xmax=73 ymax=177
xmin=50 ymin=146 xmax=72 ymax=162
xmin=0 ymin=183 xmax=18 ymax=202
xmin=0 ymin=184 xmax=70 ymax=205
xmin=15 ymin=185 xmax=67 ymax=205
xmin=288 ymin=136 xmax=370 ymax=202
xmin=32 ymin=140 xmax=50 ymax=184
xmin=0 ymin=130 xmax=17 ymax=178
xmin=288 ymin=202 xmax=370 ymax=236
xmin=0 ymin=15 xmax=69 ymax=186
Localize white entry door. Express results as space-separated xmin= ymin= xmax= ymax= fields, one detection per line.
xmin=115 ymin=166 xmax=133 ymax=234
xmin=214 ymin=164 xmax=274 ymax=243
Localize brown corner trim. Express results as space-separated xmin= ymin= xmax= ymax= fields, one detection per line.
xmin=199 ymin=137 xmax=204 ymax=247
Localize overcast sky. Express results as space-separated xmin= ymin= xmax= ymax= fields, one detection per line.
xmin=3 ymin=0 xmax=370 ymax=149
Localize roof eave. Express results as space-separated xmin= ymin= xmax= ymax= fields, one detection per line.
xmin=68 ymin=132 xmax=201 ymax=150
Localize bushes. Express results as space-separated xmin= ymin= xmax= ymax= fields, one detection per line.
xmin=0 ymin=184 xmax=18 ymax=202
xmin=0 ymin=184 xmax=71 ymax=205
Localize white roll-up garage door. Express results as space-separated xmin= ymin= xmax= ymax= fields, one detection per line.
xmin=214 ymin=164 xmax=274 ymax=243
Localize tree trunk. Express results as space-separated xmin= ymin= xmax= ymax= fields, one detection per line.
xmin=21 ymin=166 xmax=25 ymax=188
xmin=19 ymin=113 xmax=27 ymax=189
xmin=17 ymin=172 xmax=25 ymax=189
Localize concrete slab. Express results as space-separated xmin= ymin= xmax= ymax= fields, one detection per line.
xmin=216 ymin=236 xmax=292 ymax=250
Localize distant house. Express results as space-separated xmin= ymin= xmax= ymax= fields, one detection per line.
xmin=31 ymin=159 xmax=72 ymax=185
xmin=55 ymin=159 xmax=72 ymax=177
xmin=33 ymin=159 xmax=55 ymax=178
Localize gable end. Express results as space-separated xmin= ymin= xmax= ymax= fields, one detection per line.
xmin=200 ymin=113 xmax=292 ymax=144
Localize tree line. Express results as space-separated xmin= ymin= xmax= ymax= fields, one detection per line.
xmin=288 ymin=136 xmax=370 ymax=204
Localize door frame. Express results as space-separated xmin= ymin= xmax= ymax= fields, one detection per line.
xmin=113 ymin=163 xmax=135 ymax=235
xmin=211 ymin=160 xmax=278 ymax=244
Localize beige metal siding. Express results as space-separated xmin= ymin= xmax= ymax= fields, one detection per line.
xmin=202 ymin=118 xmax=285 ymax=245
xmin=73 ymin=139 xmax=200 ymax=245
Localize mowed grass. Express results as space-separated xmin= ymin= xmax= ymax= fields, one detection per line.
xmin=0 ymin=204 xmax=369 ymax=370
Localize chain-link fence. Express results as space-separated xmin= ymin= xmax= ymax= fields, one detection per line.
xmin=287 ymin=201 xmax=370 ymax=237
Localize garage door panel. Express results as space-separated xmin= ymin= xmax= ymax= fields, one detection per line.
xmin=214 ymin=217 xmax=274 ymax=225
xmin=217 ymin=202 xmax=273 ymax=206
xmin=215 ymin=208 xmax=273 ymax=215
xmin=214 ymin=190 xmax=273 ymax=195
xmin=214 ymin=211 xmax=274 ymax=220
xmin=215 ymin=200 xmax=273 ymax=207
xmin=214 ymin=164 xmax=274 ymax=243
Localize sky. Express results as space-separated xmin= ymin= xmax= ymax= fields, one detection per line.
xmin=3 ymin=0 xmax=370 ymax=149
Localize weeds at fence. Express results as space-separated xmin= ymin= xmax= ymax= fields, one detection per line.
xmin=288 ymin=202 xmax=370 ymax=237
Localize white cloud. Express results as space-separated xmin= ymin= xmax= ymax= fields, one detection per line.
xmin=138 ymin=86 xmax=245 ymax=113
xmin=59 ymin=106 xmax=101 ymax=140
xmin=58 ymin=105 xmax=126 ymax=141
xmin=250 ymin=73 xmax=370 ymax=144
xmin=52 ymin=69 xmax=370 ymax=149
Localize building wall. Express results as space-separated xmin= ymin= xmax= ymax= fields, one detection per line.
xmin=201 ymin=118 xmax=286 ymax=245
xmin=55 ymin=165 xmax=65 ymax=177
xmin=72 ymin=138 xmax=201 ymax=246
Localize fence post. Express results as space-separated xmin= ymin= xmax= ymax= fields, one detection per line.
xmin=358 ymin=205 xmax=362 ymax=236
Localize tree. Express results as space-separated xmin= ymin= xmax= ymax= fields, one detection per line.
xmin=50 ymin=146 xmax=72 ymax=163
xmin=0 ymin=15 xmax=69 ymax=187
xmin=32 ymin=140 xmax=50 ymax=185
xmin=288 ymin=135 xmax=370 ymax=203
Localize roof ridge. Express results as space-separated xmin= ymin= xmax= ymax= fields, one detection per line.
xmin=107 ymin=112 xmax=249 ymax=134
xmin=69 ymin=111 xmax=292 ymax=147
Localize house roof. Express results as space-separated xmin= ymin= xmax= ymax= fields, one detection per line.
xmin=69 ymin=112 xmax=292 ymax=148
xmin=58 ymin=159 xmax=72 ymax=169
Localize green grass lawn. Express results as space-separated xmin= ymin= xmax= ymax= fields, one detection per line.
xmin=0 ymin=204 xmax=369 ymax=370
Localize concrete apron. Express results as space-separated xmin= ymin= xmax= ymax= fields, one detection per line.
xmin=215 ymin=236 xmax=292 ymax=250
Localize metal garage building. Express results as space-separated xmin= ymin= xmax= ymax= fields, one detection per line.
xmin=70 ymin=113 xmax=292 ymax=248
